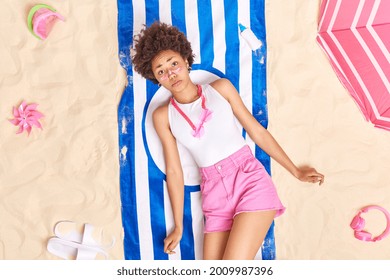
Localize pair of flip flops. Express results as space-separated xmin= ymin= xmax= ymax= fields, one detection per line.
xmin=47 ymin=221 xmax=115 ymax=260
xmin=27 ymin=4 xmax=64 ymax=40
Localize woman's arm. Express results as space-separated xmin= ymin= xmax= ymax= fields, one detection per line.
xmin=211 ymin=78 xmax=324 ymax=185
xmin=153 ymin=105 xmax=185 ymax=254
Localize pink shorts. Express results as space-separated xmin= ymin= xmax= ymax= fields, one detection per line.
xmin=199 ymin=145 xmax=285 ymax=233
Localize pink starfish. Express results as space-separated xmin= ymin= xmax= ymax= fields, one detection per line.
xmin=9 ymin=101 xmax=44 ymax=135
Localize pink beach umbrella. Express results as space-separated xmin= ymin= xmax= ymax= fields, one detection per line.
xmin=316 ymin=0 xmax=390 ymax=131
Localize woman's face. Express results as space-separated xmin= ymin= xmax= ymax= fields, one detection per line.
xmin=151 ymin=50 xmax=189 ymax=91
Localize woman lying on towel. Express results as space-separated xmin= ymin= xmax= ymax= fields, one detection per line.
xmin=131 ymin=21 xmax=324 ymax=260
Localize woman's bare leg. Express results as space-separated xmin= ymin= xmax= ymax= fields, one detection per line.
xmin=222 ymin=210 xmax=276 ymax=260
xmin=203 ymin=231 xmax=230 ymax=260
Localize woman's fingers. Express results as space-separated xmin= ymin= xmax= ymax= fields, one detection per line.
xmin=312 ymin=170 xmax=325 ymax=185
xmin=300 ymin=167 xmax=325 ymax=186
xmin=164 ymin=237 xmax=178 ymax=254
xmin=309 ymin=175 xmax=324 ymax=185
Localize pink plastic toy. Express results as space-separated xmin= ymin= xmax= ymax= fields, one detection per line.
xmin=27 ymin=4 xmax=64 ymax=40
xmin=9 ymin=101 xmax=44 ymax=136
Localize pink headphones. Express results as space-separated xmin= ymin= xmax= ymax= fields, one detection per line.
xmin=350 ymin=205 xmax=390 ymax=242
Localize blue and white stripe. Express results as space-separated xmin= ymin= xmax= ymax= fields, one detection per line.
xmin=117 ymin=0 xmax=274 ymax=260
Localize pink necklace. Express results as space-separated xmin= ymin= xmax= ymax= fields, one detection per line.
xmin=170 ymin=85 xmax=213 ymax=138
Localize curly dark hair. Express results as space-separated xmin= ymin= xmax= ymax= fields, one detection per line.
xmin=131 ymin=21 xmax=195 ymax=84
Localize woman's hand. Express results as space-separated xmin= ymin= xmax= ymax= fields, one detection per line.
xmin=164 ymin=227 xmax=183 ymax=254
xmin=295 ymin=166 xmax=325 ymax=186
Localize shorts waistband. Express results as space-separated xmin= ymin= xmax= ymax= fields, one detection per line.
xmin=200 ymin=145 xmax=253 ymax=180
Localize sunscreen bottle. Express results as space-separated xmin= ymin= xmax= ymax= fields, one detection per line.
xmin=239 ymin=23 xmax=262 ymax=51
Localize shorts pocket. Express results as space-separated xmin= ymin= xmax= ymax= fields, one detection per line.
xmin=200 ymin=179 xmax=211 ymax=195
xmin=239 ymin=157 xmax=264 ymax=174
xmin=201 ymin=180 xmax=226 ymax=213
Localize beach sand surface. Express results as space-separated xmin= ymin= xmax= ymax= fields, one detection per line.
xmin=267 ymin=0 xmax=390 ymax=259
xmin=0 ymin=0 xmax=126 ymax=259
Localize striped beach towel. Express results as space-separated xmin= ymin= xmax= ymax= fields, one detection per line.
xmin=117 ymin=0 xmax=276 ymax=260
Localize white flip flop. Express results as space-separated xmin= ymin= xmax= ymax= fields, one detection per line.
xmin=47 ymin=221 xmax=114 ymax=260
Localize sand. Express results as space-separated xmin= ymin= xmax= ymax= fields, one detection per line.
xmin=1 ymin=0 xmax=390 ymax=259
xmin=0 ymin=0 xmax=126 ymax=259
xmin=267 ymin=0 xmax=390 ymax=259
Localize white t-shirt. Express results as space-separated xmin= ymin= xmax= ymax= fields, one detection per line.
xmin=168 ymin=84 xmax=247 ymax=167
